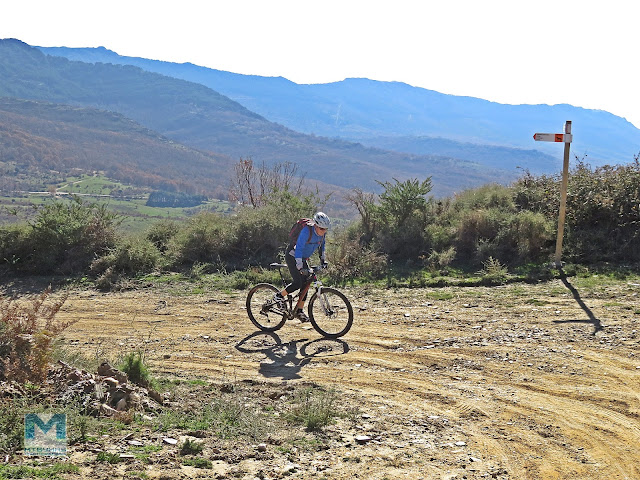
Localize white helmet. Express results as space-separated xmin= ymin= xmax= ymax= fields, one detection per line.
xmin=313 ymin=211 xmax=331 ymax=229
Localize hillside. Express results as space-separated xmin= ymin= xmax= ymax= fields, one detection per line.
xmin=0 ymin=38 xmax=514 ymax=198
xmin=37 ymin=45 xmax=640 ymax=169
xmin=0 ymin=98 xmax=235 ymax=198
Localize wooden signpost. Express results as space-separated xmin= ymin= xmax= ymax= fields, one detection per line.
xmin=533 ymin=121 xmax=572 ymax=267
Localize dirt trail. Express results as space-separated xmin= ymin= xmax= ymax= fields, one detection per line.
xmin=55 ymin=277 xmax=640 ymax=479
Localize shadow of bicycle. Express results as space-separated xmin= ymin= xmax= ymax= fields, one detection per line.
xmin=235 ymin=331 xmax=350 ymax=380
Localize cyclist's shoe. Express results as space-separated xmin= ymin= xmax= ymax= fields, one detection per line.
xmin=272 ymin=293 xmax=286 ymax=309
xmin=295 ymin=309 xmax=309 ymax=323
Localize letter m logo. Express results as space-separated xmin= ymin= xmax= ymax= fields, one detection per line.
xmin=24 ymin=413 xmax=66 ymax=440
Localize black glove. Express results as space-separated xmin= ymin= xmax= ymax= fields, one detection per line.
xmin=299 ymin=268 xmax=311 ymax=277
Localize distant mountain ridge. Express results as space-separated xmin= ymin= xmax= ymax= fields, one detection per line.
xmin=0 ymin=39 xmax=515 ymax=199
xmin=38 ymin=45 xmax=640 ymax=168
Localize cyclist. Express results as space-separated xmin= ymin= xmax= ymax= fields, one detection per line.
xmin=274 ymin=212 xmax=331 ymax=322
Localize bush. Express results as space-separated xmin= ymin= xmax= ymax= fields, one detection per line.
xmin=478 ymin=256 xmax=509 ymax=285
xmin=167 ymin=212 xmax=235 ymax=267
xmin=0 ymin=224 xmax=28 ymax=276
xmin=450 ymin=184 xmax=553 ymax=267
xmin=182 ymin=458 xmax=212 ymax=469
xmin=168 ymin=189 xmax=321 ymax=270
xmin=509 ymin=210 xmax=554 ymax=260
xmin=145 ymin=220 xmax=180 ymax=253
xmin=424 ymin=246 xmax=456 ymax=272
xmin=371 ymin=178 xmax=434 ymax=260
xmin=0 ymin=399 xmax=23 ymax=454
xmin=326 ymin=224 xmax=388 ymax=283
xmin=180 ymin=438 xmax=204 ymax=455
xmin=513 ymin=158 xmax=640 ymax=262
xmin=452 ymin=183 xmax=515 ymax=212
xmin=91 ymin=235 xmax=162 ymax=289
xmin=286 ymin=386 xmax=341 ymax=432
xmin=119 ymin=351 xmax=151 ymax=387
xmin=0 ymin=287 xmax=72 ymax=384
xmin=1 ymin=197 xmax=121 ymax=275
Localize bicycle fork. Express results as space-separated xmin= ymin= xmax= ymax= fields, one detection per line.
xmin=315 ymin=282 xmax=333 ymax=316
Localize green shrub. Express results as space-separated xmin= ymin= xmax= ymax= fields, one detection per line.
xmin=0 ymin=399 xmax=23 ymax=454
xmin=372 ymin=178 xmax=434 ymax=260
xmin=509 ymin=210 xmax=554 ymax=260
xmin=145 ymin=220 xmax=180 ymax=253
xmin=91 ymin=236 xmax=161 ymax=278
xmin=168 ymin=212 xmax=234 ymax=267
xmin=180 ymin=438 xmax=204 ymax=455
xmin=326 ymin=224 xmax=388 ymax=283
xmin=182 ymin=458 xmax=212 ymax=469
xmin=155 ymin=394 xmax=266 ymax=440
xmin=119 ymin=351 xmax=151 ymax=387
xmin=90 ymin=235 xmax=161 ymax=290
xmin=0 ymin=462 xmax=80 ymax=478
xmin=286 ymin=387 xmax=341 ymax=432
xmin=0 ymin=197 xmax=122 ymax=275
xmin=96 ymin=451 xmax=121 ymax=463
xmin=452 ymin=183 xmax=515 ymax=212
xmin=168 ymin=189 xmax=320 ymax=270
xmin=450 ymin=184 xmax=553 ymax=266
xmin=513 ymin=158 xmax=640 ymax=263
xmin=478 ymin=256 xmax=509 ymax=285
xmin=0 ymin=224 xmax=28 ymax=275
xmin=424 ymin=246 xmax=456 ymax=272
xmin=23 ymin=197 xmax=121 ymax=274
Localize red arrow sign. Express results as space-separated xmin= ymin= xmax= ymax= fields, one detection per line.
xmin=533 ymin=133 xmax=572 ymax=143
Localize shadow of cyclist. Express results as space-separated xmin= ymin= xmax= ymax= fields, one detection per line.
xmin=235 ymin=331 xmax=350 ymax=380
xmin=552 ymin=268 xmax=604 ymax=335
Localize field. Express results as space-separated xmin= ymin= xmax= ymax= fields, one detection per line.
xmin=5 ymin=272 xmax=639 ymax=479
xmin=0 ymin=174 xmax=233 ymax=232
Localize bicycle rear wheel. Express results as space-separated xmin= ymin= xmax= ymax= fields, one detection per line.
xmin=308 ymin=287 xmax=353 ymax=338
xmin=246 ymin=283 xmax=288 ymax=332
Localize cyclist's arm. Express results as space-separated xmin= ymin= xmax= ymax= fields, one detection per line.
xmin=294 ymin=225 xmax=311 ymax=270
xmin=319 ymin=235 xmax=326 ymax=264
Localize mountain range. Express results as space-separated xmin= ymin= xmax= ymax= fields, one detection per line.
xmin=1 ymin=38 xmax=638 ymax=205
xmin=1 ymin=38 xmax=512 ymax=200
xmin=37 ymin=45 xmax=640 ymax=168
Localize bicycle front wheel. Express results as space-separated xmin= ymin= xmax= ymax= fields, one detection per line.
xmin=246 ymin=283 xmax=288 ymax=332
xmin=308 ymin=287 xmax=353 ymax=338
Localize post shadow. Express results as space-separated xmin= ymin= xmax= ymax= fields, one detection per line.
xmin=552 ymin=268 xmax=603 ymax=335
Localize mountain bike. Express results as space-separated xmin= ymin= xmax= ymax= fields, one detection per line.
xmin=246 ymin=263 xmax=353 ymax=339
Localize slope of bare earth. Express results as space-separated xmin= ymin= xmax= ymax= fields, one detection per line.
xmin=15 ymin=275 xmax=640 ymax=479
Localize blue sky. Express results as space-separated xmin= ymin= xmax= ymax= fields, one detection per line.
xmin=3 ymin=0 xmax=639 ymax=128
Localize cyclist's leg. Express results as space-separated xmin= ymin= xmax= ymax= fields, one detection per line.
xmin=285 ymin=254 xmax=311 ymax=314
xmin=284 ymin=254 xmax=306 ymax=296
xmin=296 ymin=282 xmax=312 ymax=312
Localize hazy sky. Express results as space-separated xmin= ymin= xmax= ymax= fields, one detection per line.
xmin=3 ymin=0 xmax=639 ymax=128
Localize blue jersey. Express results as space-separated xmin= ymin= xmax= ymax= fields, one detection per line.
xmin=292 ymin=225 xmax=326 ymax=261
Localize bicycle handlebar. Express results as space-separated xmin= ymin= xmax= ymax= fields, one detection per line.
xmin=268 ymin=262 xmax=327 ymax=272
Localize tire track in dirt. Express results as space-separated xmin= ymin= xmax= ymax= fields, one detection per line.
xmin=53 ymin=281 xmax=640 ymax=479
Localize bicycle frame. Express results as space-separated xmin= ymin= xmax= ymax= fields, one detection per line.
xmin=248 ymin=262 xmax=354 ymax=338
xmin=274 ymin=263 xmax=324 ymax=313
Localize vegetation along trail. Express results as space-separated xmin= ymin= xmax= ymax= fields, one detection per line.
xmin=55 ymin=276 xmax=640 ymax=479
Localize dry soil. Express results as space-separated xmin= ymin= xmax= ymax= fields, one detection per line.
xmin=23 ymin=276 xmax=640 ymax=479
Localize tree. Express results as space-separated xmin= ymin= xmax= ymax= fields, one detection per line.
xmin=377 ymin=177 xmax=432 ymax=227
xmin=346 ymin=188 xmax=379 ymax=245
xmin=230 ymin=157 xmax=305 ymax=208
